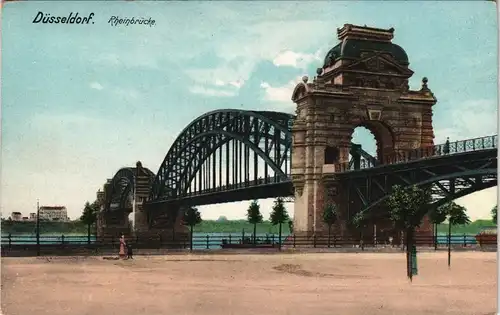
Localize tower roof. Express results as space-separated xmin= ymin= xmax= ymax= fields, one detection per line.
xmin=322 ymin=24 xmax=409 ymax=68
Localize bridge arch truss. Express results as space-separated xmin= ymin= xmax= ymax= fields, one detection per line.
xmin=104 ymin=166 xmax=155 ymax=211
xmin=340 ymin=148 xmax=497 ymax=222
xmin=149 ymin=110 xmax=296 ymax=204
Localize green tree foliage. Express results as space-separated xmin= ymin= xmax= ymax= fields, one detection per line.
xmin=445 ymin=202 xmax=471 ymax=226
xmin=246 ymin=200 xmax=263 ymax=244
xmin=428 ymin=206 xmax=448 ymax=249
xmin=428 ymin=206 xmax=447 ymax=225
xmin=439 ymin=202 xmax=470 ymax=267
xmin=183 ymin=207 xmax=202 ymax=251
xmin=269 ymin=197 xmax=289 ymax=250
xmin=491 ymin=205 xmax=497 ymax=223
xmin=80 ymin=201 xmax=99 ymax=244
xmin=322 ymin=203 xmax=337 ymax=242
xmin=387 ymin=185 xmax=431 ymax=230
xmin=385 ymin=185 xmax=431 ymax=280
xmin=216 ymin=216 xmax=228 ymax=222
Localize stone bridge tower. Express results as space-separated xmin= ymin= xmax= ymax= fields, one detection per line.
xmin=291 ymin=24 xmax=437 ymax=237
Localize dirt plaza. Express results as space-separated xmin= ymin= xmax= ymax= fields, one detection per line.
xmin=1 ymin=251 xmax=496 ymax=315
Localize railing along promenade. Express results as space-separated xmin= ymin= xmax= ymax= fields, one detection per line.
xmin=1 ymin=233 xmax=496 ymax=257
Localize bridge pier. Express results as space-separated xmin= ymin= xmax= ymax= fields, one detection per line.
xmin=96 ymin=210 xmax=131 ymax=241
xmin=135 ymin=204 xmax=189 ymax=247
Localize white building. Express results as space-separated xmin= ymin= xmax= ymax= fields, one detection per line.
xmin=11 ymin=212 xmax=22 ymax=221
xmin=39 ymin=206 xmax=69 ymax=222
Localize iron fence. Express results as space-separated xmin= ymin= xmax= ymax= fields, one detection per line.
xmin=1 ymin=233 xmax=496 ymax=255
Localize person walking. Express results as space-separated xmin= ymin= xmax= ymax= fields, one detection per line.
xmin=119 ymin=234 xmax=126 ymax=259
xmin=126 ymin=243 xmax=133 ymax=259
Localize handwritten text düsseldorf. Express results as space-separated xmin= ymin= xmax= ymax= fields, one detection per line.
xmin=32 ymin=12 xmax=95 ymax=24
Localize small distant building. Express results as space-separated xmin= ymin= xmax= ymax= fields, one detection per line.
xmin=29 ymin=213 xmax=37 ymax=221
xmin=22 ymin=217 xmax=29 ymax=221
xmin=11 ymin=212 xmax=22 ymax=221
xmin=39 ymin=206 xmax=69 ymax=222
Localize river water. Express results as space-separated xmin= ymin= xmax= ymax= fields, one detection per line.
xmin=1 ymin=232 xmax=478 ymax=249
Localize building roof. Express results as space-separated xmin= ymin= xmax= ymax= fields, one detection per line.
xmin=40 ymin=206 xmax=67 ymax=210
xmin=322 ymin=24 xmax=409 ymax=68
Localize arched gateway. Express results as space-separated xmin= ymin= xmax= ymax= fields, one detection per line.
xmin=291 ymin=24 xmax=436 ymax=237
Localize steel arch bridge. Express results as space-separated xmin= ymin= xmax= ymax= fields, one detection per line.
xmin=104 ymin=164 xmax=155 ymax=211
xmin=338 ymin=148 xmax=497 ymax=222
xmin=102 ymin=108 xmax=497 ymax=220
xmin=145 ymin=109 xmax=377 ymax=208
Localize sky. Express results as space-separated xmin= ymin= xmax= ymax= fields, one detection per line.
xmin=1 ymin=1 xmax=498 ymax=222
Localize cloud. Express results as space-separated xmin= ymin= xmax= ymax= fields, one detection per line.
xmin=433 ymin=99 xmax=497 ymax=143
xmin=229 ymin=79 xmax=245 ymax=89
xmin=92 ymin=50 xmax=159 ymax=69
xmin=89 ymin=82 xmax=103 ymax=90
xmin=110 ymin=87 xmax=141 ymax=100
xmin=259 ymin=76 xmax=304 ymax=111
xmin=185 ymin=60 xmax=254 ymax=90
xmin=272 ymin=50 xmax=322 ymax=69
xmin=189 ymin=86 xmax=237 ymax=97
xmin=184 ymin=16 xmax=331 ymax=91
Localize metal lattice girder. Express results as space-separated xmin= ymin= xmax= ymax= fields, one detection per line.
xmin=148 ymin=110 xmax=378 ymax=204
xmin=149 ymin=109 xmax=296 ymax=202
xmin=339 ymin=149 xmax=497 ymax=220
xmin=105 ymin=167 xmax=155 ymax=212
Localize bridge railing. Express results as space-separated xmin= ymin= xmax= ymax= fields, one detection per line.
xmin=335 ymin=135 xmax=498 ymax=172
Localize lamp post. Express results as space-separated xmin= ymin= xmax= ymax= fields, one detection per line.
xmin=36 ymin=199 xmax=40 ymax=256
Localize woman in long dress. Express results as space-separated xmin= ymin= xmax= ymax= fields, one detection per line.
xmin=119 ymin=234 xmax=126 ymax=259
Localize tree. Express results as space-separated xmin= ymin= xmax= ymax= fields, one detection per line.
xmin=491 ymin=205 xmax=497 ymax=223
xmin=246 ymin=200 xmax=263 ymax=245
xmin=182 ymin=207 xmax=202 ymax=251
xmin=80 ymin=201 xmax=99 ymax=244
xmin=322 ymin=203 xmax=337 ymax=247
xmin=269 ymin=197 xmax=289 ymax=250
xmin=385 ymin=185 xmax=431 ymax=280
xmin=439 ymin=202 xmax=470 ymax=267
xmin=428 ymin=206 xmax=447 ymax=250
xmin=216 ymin=216 xmax=228 ymax=222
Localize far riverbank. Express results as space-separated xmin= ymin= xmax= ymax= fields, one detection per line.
xmin=1 ymin=219 xmax=495 ymax=236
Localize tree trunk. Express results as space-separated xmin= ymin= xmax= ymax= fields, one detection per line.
xmin=253 ymin=223 xmax=257 ymax=246
xmin=434 ymin=223 xmax=438 ymax=250
xmin=190 ymin=225 xmax=194 ymax=251
xmin=406 ymin=227 xmax=414 ymax=281
xmin=278 ymin=223 xmax=282 ymax=251
xmin=328 ymin=225 xmax=332 ymax=248
xmin=87 ymin=223 xmax=91 ymax=245
xmin=448 ymin=222 xmax=452 ymax=267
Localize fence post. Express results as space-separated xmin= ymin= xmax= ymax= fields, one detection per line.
xmin=313 ymin=234 xmax=317 ymax=248
xmin=8 ymin=233 xmax=11 ymax=249
xmin=159 ymin=234 xmax=162 ymax=249
xmin=206 ymin=234 xmax=210 ymax=250
xmin=293 ymin=234 xmax=296 ymax=248
xmin=271 ymin=234 xmax=275 ymax=246
xmin=333 ymin=235 xmax=336 ymax=248
xmin=61 ymin=234 xmax=65 ymax=245
xmin=463 ymin=234 xmax=467 ymax=247
xmin=228 ymin=234 xmax=232 ymax=244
